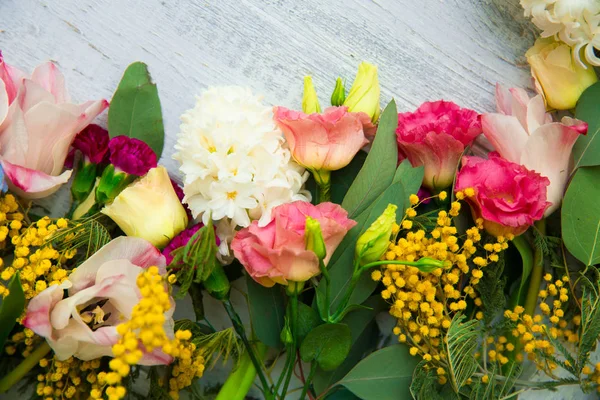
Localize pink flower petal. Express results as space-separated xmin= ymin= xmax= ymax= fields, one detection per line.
xmin=0 ymin=80 xmax=8 ymax=126
xmin=481 ymin=114 xmax=529 ymax=163
xmin=0 ymin=160 xmax=72 ymax=199
xmin=31 ymin=61 xmax=70 ymax=103
xmin=23 ymin=282 xmax=70 ymax=339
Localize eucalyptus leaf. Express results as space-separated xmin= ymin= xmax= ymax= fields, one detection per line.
xmin=296 ymin=302 xmax=322 ymax=345
xmin=331 ymin=151 xmax=368 ymax=204
xmin=108 ymin=62 xmax=165 ymax=157
xmin=574 ymin=82 xmax=600 ymax=169
xmin=562 ymin=166 xmax=600 ymax=266
xmin=0 ymin=274 xmax=25 ymax=348
xmin=342 ymin=100 xmax=398 ymax=218
xmin=246 ymin=276 xmax=285 ymax=348
xmin=300 ymin=323 xmax=352 ymax=371
xmin=338 ymin=345 xmax=418 ymax=400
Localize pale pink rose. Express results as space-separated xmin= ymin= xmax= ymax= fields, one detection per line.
xmin=396 ymin=100 xmax=482 ymax=192
xmin=455 ymin=154 xmax=550 ymax=237
xmin=23 ymin=237 xmax=173 ymax=364
xmin=273 ymin=106 xmax=369 ymax=172
xmin=482 ymin=84 xmax=587 ymax=216
xmin=231 ymin=201 xmax=356 ymax=287
xmin=0 ymin=54 xmax=108 ymax=199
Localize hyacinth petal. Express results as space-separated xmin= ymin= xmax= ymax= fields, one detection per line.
xmin=520 ymin=123 xmax=582 ymax=216
xmin=67 ymin=236 xmax=165 ymax=293
xmin=31 ymin=61 xmax=70 ymax=103
xmin=0 ymin=160 xmax=72 ymax=199
xmin=23 ymin=282 xmax=70 ymax=339
xmin=481 ymin=114 xmax=529 ymax=163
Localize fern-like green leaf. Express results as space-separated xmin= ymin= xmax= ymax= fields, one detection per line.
xmin=477 ymin=254 xmax=507 ymax=327
xmin=445 ymin=314 xmax=480 ymax=394
xmin=47 ymin=214 xmax=111 ymax=261
xmin=577 ymin=279 xmax=600 ymax=372
xmin=410 ymin=360 xmax=448 ymax=400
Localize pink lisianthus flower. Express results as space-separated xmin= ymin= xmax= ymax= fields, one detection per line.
xmin=23 ymin=237 xmax=174 ymax=364
xmin=273 ymin=106 xmax=369 ymax=178
xmin=455 ymin=154 xmax=550 ymax=237
xmin=109 ymin=136 xmax=157 ymax=176
xmin=231 ymin=201 xmax=356 ymax=287
xmin=482 ymin=84 xmax=587 ymax=216
xmin=162 ymin=224 xmax=221 ymax=265
xmin=396 ymin=101 xmax=482 ymax=192
xmin=0 ymin=53 xmax=108 ymax=199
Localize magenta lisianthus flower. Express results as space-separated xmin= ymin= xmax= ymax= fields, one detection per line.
xmin=396 ymin=101 xmax=482 ymax=192
xmin=232 ymin=201 xmax=356 ymax=287
xmin=162 ymin=224 xmax=221 ymax=265
xmin=455 ymin=154 xmax=550 ymax=237
xmin=108 ymin=136 xmax=157 ymax=176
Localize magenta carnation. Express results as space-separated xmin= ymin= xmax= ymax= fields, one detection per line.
xmin=162 ymin=224 xmax=220 ymax=265
xmin=396 ymin=101 xmax=482 ymax=191
xmin=72 ymin=124 xmax=110 ymax=164
xmin=108 ymin=136 xmax=157 ymax=176
xmin=455 ymin=154 xmax=550 ymax=237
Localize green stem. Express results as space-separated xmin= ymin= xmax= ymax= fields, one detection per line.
xmin=330 ymin=265 xmax=362 ymax=323
xmin=298 ymin=361 xmax=317 ymax=400
xmin=223 ymin=299 xmax=272 ymax=398
xmin=524 ymin=219 xmax=546 ymax=317
xmin=313 ymin=170 xmax=331 ymax=203
xmin=360 ymin=259 xmax=443 ymax=271
xmin=280 ymin=290 xmax=299 ymax=399
xmin=511 ymin=235 xmax=534 ymax=308
xmin=0 ymin=341 xmax=51 ymax=393
xmin=215 ymin=342 xmax=268 ymax=400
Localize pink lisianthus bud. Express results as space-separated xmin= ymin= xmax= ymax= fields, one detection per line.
xmin=455 ymin=154 xmax=550 ymax=237
xmin=162 ymin=224 xmax=221 ymax=265
xmin=0 ymin=54 xmax=108 ymax=199
xmin=273 ymin=106 xmax=369 ymax=173
xmin=108 ymin=136 xmax=157 ymax=176
xmin=23 ymin=237 xmax=174 ymax=364
xmin=231 ymin=201 xmax=356 ymax=287
xmin=396 ymin=101 xmax=481 ymax=192
xmin=482 ymin=84 xmax=587 ymax=216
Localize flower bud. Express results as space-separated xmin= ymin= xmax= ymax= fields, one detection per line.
xmin=71 ymin=161 xmax=99 ymax=203
xmin=526 ymin=37 xmax=598 ymax=110
xmin=344 ymin=62 xmax=381 ymax=122
xmin=355 ymin=204 xmax=397 ymax=266
xmin=95 ymin=164 xmax=136 ymax=205
xmin=280 ymin=322 xmax=293 ymax=345
xmin=305 ymin=216 xmax=327 ymax=261
xmin=204 ymin=264 xmax=231 ymax=301
xmin=330 ymin=77 xmax=346 ymax=106
xmin=302 ymin=76 xmax=321 ymax=114
xmin=101 ymin=166 xmax=188 ymax=248
xmin=414 ymin=257 xmax=445 ymax=272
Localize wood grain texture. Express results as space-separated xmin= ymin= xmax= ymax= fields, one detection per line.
xmin=5 ymin=1 xmax=593 ymax=398
xmin=0 ymin=0 xmax=535 ymax=179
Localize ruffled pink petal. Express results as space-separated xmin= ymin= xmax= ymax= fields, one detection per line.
xmin=268 ymin=247 xmax=320 ymax=283
xmin=22 ymin=282 xmax=70 ymax=339
xmin=520 ymin=123 xmax=582 ymax=216
xmin=31 ymin=62 xmax=70 ymax=103
xmin=481 ymin=113 xmax=529 ymax=163
xmin=0 ymin=160 xmax=72 ymax=199
xmin=67 ymin=237 xmax=166 ymax=293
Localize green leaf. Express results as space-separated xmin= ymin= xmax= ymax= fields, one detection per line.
xmin=300 ymin=323 xmax=352 ymax=371
xmin=331 ymin=151 xmax=368 ymax=204
xmin=562 ymin=166 xmax=600 ymax=266
xmin=108 ymin=62 xmax=165 ymax=157
xmin=324 ymin=182 xmax=404 ymax=312
xmin=0 ymin=274 xmax=25 ymax=348
xmin=338 ymin=345 xmax=418 ymax=400
xmin=393 ymin=159 xmax=424 ymax=206
xmin=477 ymin=253 xmax=507 ymax=326
xmin=325 ymin=388 xmax=360 ymax=400
xmin=577 ymin=280 xmax=600 ymax=372
xmin=574 ymin=82 xmax=600 ymax=169
xmin=246 ymin=276 xmax=285 ymax=348
xmin=342 ymin=100 xmax=398 ymax=218
xmin=445 ymin=314 xmax=479 ymax=394
xmin=296 ymin=302 xmax=322 ymax=345
xmin=410 ymin=361 xmax=446 ymax=400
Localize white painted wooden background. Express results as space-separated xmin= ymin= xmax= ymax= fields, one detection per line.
xmin=2 ymin=0 xmax=591 ymax=399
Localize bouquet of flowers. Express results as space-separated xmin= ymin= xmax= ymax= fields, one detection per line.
xmin=2 ymin=2 xmax=600 ymax=399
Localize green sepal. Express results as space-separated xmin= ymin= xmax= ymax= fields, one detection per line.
xmin=71 ymin=160 xmax=99 ymax=203
xmin=95 ymin=164 xmax=135 ymax=205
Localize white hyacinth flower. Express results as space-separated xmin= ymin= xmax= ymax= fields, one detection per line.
xmin=521 ymin=0 xmax=600 ymax=67
xmin=174 ymin=86 xmax=311 ymax=253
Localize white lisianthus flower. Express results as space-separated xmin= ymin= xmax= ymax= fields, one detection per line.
xmin=174 ymin=86 xmax=311 ymax=251
xmin=521 ymin=0 xmax=600 ymax=67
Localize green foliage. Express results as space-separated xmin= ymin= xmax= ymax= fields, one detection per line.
xmin=574 ymin=82 xmax=600 ymax=169
xmin=331 ymin=151 xmax=368 ymax=204
xmin=108 ymin=62 xmax=165 ymax=158
xmin=296 ymin=302 xmax=322 ymax=345
xmin=300 ymin=323 xmax=352 ymax=371
xmin=170 ymin=220 xmax=219 ymax=299
xmin=0 ymin=274 xmax=25 ymax=349
xmin=410 ymin=361 xmax=446 ymax=400
xmin=477 ymin=253 xmax=507 ymax=327
xmin=445 ymin=314 xmax=479 ymax=394
xmin=511 ymin=234 xmax=534 ymax=308
xmin=48 ymin=215 xmax=111 ymax=261
xmin=246 ymin=276 xmax=285 ymax=348
xmin=577 ymin=276 xmax=600 ymax=373
xmin=393 ymin=159 xmax=424 ymax=205
xmin=338 ymin=345 xmax=418 ymax=400
xmin=341 ymin=100 xmax=399 ymax=218
xmin=562 ymin=166 xmax=600 ymax=266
